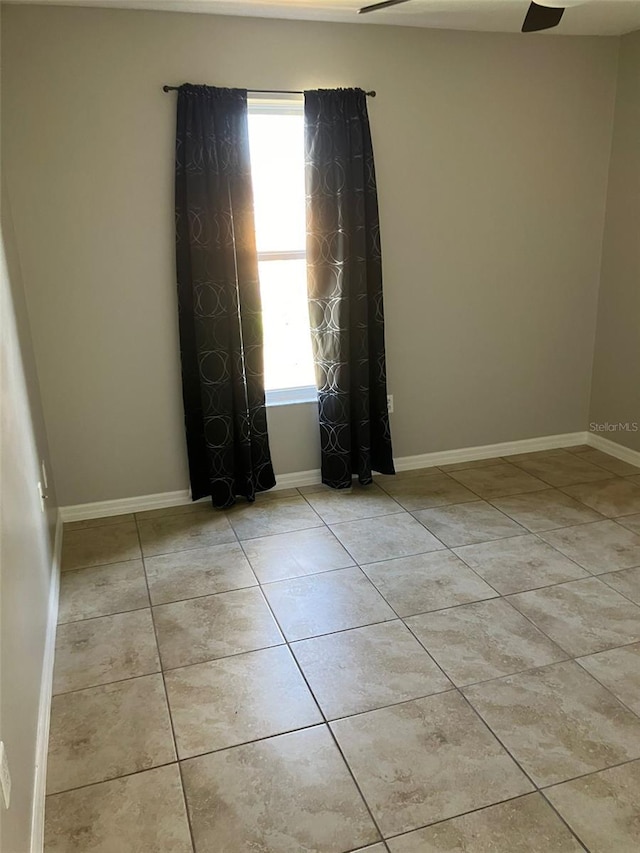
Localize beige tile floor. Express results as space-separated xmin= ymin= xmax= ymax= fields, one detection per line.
xmin=46 ymin=446 xmax=640 ymax=852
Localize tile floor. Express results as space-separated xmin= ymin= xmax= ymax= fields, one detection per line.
xmin=46 ymin=447 xmax=640 ymax=852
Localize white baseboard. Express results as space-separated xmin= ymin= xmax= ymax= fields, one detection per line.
xmin=30 ymin=511 xmax=63 ymax=853
xmin=59 ymin=430 xmax=590 ymax=522
xmin=394 ymin=431 xmax=589 ymax=472
xmin=58 ymin=476 xmax=324 ymax=522
xmin=269 ymin=468 xmax=322 ymax=490
xmin=59 ymin=489 xmax=195 ymax=523
xmin=587 ymin=433 xmax=640 ymax=467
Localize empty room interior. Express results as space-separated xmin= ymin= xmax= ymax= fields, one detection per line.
xmin=2 ymin=0 xmax=640 ymax=850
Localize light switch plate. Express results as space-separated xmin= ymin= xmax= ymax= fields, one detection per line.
xmin=0 ymin=742 xmax=11 ymax=809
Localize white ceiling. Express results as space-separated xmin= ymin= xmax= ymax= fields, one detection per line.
xmin=8 ymin=0 xmax=640 ymax=36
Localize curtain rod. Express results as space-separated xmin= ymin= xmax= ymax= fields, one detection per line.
xmin=162 ymin=85 xmax=376 ymax=97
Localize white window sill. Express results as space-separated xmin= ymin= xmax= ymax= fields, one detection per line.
xmin=266 ymin=386 xmax=318 ymax=407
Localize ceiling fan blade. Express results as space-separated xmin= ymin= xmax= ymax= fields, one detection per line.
xmin=358 ymin=0 xmax=412 ymax=14
xmin=522 ymin=2 xmax=565 ymax=32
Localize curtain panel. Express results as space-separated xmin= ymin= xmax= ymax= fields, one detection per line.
xmin=304 ymin=88 xmax=395 ymax=489
xmin=174 ymin=84 xmax=275 ymax=508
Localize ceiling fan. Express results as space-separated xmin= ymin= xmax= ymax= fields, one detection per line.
xmin=357 ymin=1 xmax=583 ymax=33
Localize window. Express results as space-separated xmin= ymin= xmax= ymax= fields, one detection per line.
xmin=248 ymin=96 xmax=316 ymax=406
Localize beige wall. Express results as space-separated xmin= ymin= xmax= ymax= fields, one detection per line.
xmin=1 ymin=7 xmax=58 ymax=847
xmin=590 ymin=29 xmax=640 ymax=451
xmin=0 ymin=230 xmax=52 ymax=853
xmin=2 ymin=6 xmax=619 ymax=506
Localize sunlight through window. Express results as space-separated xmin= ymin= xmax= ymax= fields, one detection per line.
xmin=248 ymin=101 xmax=316 ymax=399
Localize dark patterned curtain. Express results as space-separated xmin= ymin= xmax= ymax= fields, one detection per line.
xmin=304 ymin=88 xmax=394 ymax=489
xmin=175 ymin=84 xmax=275 ymax=508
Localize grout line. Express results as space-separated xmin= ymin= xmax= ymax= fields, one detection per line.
xmin=236 ymin=537 xmax=328 ymax=725
xmin=60 ymin=554 xmax=144 ymax=575
xmin=506 ymin=573 xmax=640 ymax=603
xmin=485 ymin=494 xmax=608 ymax=530
xmin=477 ymin=595 xmax=640 ymax=728
xmin=504 ymin=583 xmax=640 ymax=660
xmin=53 ymin=617 xmax=523 ymax=708
xmin=54 ymin=605 xmax=151 ymax=627
xmin=134 ymin=514 xmax=198 ymax=853
xmin=55 ymin=544 xmax=640 ymax=661
xmin=51 ymin=667 xmax=162 ymax=699
xmin=64 ymin=518 xmax=138 ymax=532
xmin=376 ymin=625 xmax=572 ymax=831
xmin=527 ymin=529 xmax=617 ymax=581
xmin=536 ymin=797 xmax=590 ymax=851
xmin=597 ymin=568 xmax=640 ymax=606
xmin=447 ymin=691 xmax=595 ymax=852
xmin=455 ymin=650 xmax=640 ymax=709
xmin=449 ymin=535 xmax=599 ymax=599
xmin=320 ymin=684 xmax=455 ymax=724
xmin=229 ymin=522 xmax=326 ymax=543
xmin=325 ymin=722 xmax=387 ymax=846
xmin=54 ymin=529 xmax=640 ymax=674
xmin=297 ymin=480 xmax=407 ymax=515
xmin=562 ymin=446 xmax=640 ymax=477
xmin=535 ymin=755 xmax=640 ymax=853
xmin=251 ymin=558 xmax=359 ymax=586
xmin=377 ymin=791 xmax=572 ymax=845
xmin=443 ymin=467 xmax=547 ymax=497
xmin=437 ymin=458 xmax=508 ymax=473
xmin=149 ymin=581 xmax=260 ymax=609
xmin=60 ymin=471 xmax=636 ymax=569
xmin=49 ymin=632 xmax=640 ymax=706
xmin=175 ymin=721 xmax=330 ymax=765
xmin=306 ymin=505 xmax=408 ymax=526
xmin=402 ymin=622 xmax=571 ymax=691
xmin=276 ymin=563 xmax=457 ymax=712
xmin=573 ymin=654 xmax=640 ymax=721
xmin=46 ymin=710 xmax=638 ymax=846
xmin=45 ymin=760 xmax=184 ymax=799
xmin=56 ymin=604 xmax=151 ymax=626
xmin=506 ymin=450 xmax=623 ymax=483
xmin=612 ymin=516 xmax=640 ymax=532
xmin=556 ymin=477 xmax=640 ymax=513
xmin=380 ymin=789 xmax=590 ymax=851
xmin=537 ymin=754 xmax=640 ymax=791
xmin=237 ymin=532 xmax=388 ymax=844
xmin=410 ymin=505 xmax=530 ymax=544
xmin=453 ymin=689 xmax=539 ymax=787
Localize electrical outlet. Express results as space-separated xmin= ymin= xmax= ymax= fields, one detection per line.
xmin=0 ymin=742 xmax=11 ymax=809
xmin=37 ymin=480 xmax=47 ymax=513
xmin=387 ymin=394 xmax=394 ymax=414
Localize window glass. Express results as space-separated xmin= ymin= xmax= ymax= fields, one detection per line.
xmin=248 ymin=105 xmax=315 ymax=394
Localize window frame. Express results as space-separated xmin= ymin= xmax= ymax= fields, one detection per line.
xmin=248 ymin=94 xmax=317 ymax=408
